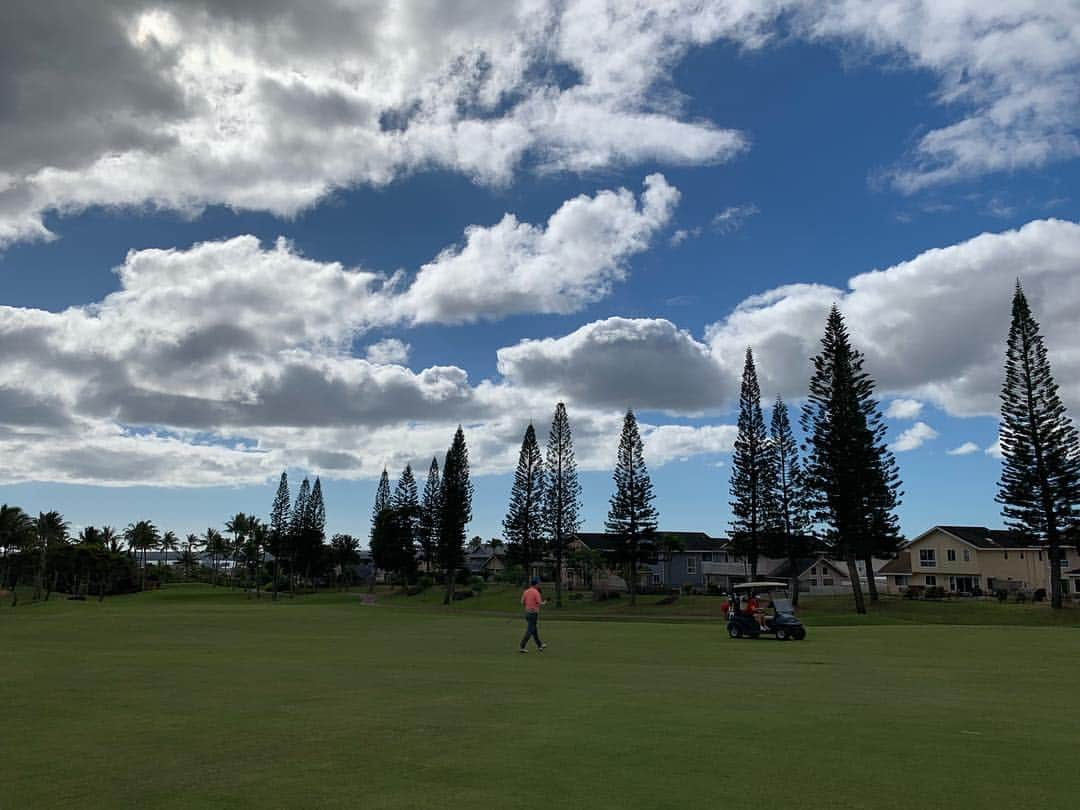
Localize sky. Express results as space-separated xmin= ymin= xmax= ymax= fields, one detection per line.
xmin=1 ymin=1 xmax=1079 ymax=544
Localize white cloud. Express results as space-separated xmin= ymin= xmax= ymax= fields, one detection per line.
xmin=984 ymin=439 xmax=1004 ymax=460
xmin=885 ymin=398 xmax=924 ymax=420
xmin=946 ymin=441 xmax=981 ymax=456
xmin=395 ymin=174 xmax=678 ymax=323
xmin=365 ymin=339 xmax=411 ymax=366
xmin=712 ymin=203 xmax=760 ymax=233
xmin=890 ymin=421 xmax=939 ymax=452
xmin=2 ymin=2 xmax=1078 ymax=246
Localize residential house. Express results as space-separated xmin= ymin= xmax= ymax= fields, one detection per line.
xmin=885 ymin=525 xmax=1080 ymax=596
xmin=466 ymin=543 xmax=506 ymax=580
xmin=765 ymin=555 xmax=854 ymax=595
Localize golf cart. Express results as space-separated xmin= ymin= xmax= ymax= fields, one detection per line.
xmin=725 ymin=581 xmax=806 ymax=641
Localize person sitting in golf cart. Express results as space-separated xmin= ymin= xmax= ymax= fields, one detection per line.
xmin=744 ymin=592 xmax=768 ymax=632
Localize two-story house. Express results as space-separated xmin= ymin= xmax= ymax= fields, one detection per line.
xmin=882 ymin=525 xmax=1080 ymax=595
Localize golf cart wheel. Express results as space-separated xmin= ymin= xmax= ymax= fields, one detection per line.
xmin=775 ymin=628 xmax=788 ymax=641
xmin=793 ymin=627 xmax=806 ymax=641
xmin=727 ymin=623 xmax=742 ymax=639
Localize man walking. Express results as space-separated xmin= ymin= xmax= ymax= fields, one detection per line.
xmin=519 ymin=576 xmax=546 ymax=653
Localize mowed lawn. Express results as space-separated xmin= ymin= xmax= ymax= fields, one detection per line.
xmin=3 ymin=587 xmax=1079 ymax=809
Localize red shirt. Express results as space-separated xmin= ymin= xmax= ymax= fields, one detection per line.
xmin=522 ymin=586 xmax=542 ymax=613
xmin=745 ymin=597 xmax=759 ymax=613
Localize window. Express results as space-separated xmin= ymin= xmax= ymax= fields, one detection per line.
xmin=947 ymin=549 xmax=956 ymax=562
xmin=1020 ymin=552 xmax=1025 ymax=560
xmin=1038 ymin=551 xmax=1043 ymax=561
xmin=702 ymin=553 xmax=712 ymax=562
xmin=810 ymin=566 xmax=817 ymax=575
xmin=823 ymin=578 xmax=834 ymax=586
xmin=651 ymin=572 xmax=662 ymax=585
xmin=1062 ymin=580 xmax=1070 ymax=594
xmin=919 ymin=549 xmax=936 ymax=567
xmin=1003 ymin=551 xmax=1009 ymax=560
xmin=963 ymin=550 xmax=971 ymax=562
xmin=686 ymin=555 xmax=698 ymax=575
xmin=809 ymin=578 xmax=817 ymax=587
xmin=1059 ymin=558 xmax=1070 ymax=568
xmin=895 ymin=575 xmax=908 ymax=587
xmin=925 ymin=575 xmax=937 ymax=586
xmin=719 ymin=552 xmax=728 ymax=563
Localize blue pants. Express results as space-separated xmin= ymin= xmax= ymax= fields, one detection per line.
xmin=520 ymin=611 xmax=542 ymax=649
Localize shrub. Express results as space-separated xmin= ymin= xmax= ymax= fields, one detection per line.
xmin=417 ymin=575 xmax=434 ymax=591
xmin=569 ymin=592 xmax=584 ymax=601
xmin=656 ymin=595 xmax=679 ymax=606
xmin=452 ymin=589 xmax=474 ymax=601
xmin=903 ymin=585 xmax=924 ymax=600
xmin=924 ymin=586 xmax=946 ymax=599
xmin=995 ymin=589 xmax=1009 ymax=602
xmin=1033 ymin=588 xmax=1047 ymax=602
xmin=1015 ymin=591 xmax=1027 ymax=603
xmin=469 ymin=575 xmax=487 ymax=593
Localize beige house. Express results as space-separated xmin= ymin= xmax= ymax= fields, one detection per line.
xmin=882 ymin=525 xmax=1080 ymax=596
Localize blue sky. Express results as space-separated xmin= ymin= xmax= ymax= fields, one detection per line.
xmin=1 ymin=2 xmax=1078 ymax=543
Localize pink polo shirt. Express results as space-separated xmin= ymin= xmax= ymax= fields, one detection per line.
xmin=522 ymin=586 xmax=542 ymax=613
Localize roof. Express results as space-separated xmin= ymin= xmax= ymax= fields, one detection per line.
xmin=576 ymin=531 xmax=726 ymax=552
xmin=733 ymin=581 xmax=789 ymax=591
xmin=878 ymin=551 xmax=912 ymax=575
xmin=932 ymin=526 xmax=1044 ymax=550
xmin=1065 ymin=569 xmax=1080 ymax=576
xmin=767 ymin=556 xmax=847 ymax=579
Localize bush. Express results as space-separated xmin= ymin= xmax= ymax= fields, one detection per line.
xmin=452 ymin=589 xmax=474 ymax=601
xmin=681 ymin=583 xmax=694 ymax=595
xmin=656 ymin=595 xmax=679 ymax=606
xmin=1033 ymin=588 xmax=1047 ymax=602
xmin=469 ymin=575 xmax=487 ymax=593
xmin=924 ymin=586 xmax=946 ymax=599
xmin=569 ymin=592 xmax=585 ymax=601
xmin=417 ymin=575 xmax=434 ymax=591
xmin=1015 ymin=591 xmax=1027 ymax=603
xmin=995 ymin=589 xmax=1009 ymax=602
xmin=903 ymin=585 xmax=924 ymax=599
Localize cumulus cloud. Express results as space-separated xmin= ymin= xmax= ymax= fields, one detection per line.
xmin=885 ymin=399 xmax=924 ymax=420
xmin=890 ymin=421 xmax=938 ymax=452
xmin=365 ymin=339 xmax=411 ymax=365
xmin=946 ymin=442 xmax=981 ymax=456
xmin=2 ymin=2 xmax=1077 ymax=245
xmin=395 ymin=174 xmax=678 ymax=323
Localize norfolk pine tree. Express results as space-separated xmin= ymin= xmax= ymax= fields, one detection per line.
xmin=503 ymin=423 xmax=544 ymax=583
xmin=801 ymin=307 xmax=901 ymax=614
xmin=729 ymin=348 xmax=777 ymax=577
xmin=418 ymin=457 xmax=441 ymax=576
xmin=288 ymin=477 xmax=310 ymax=597
xmin=605 ymin=410 xmax=658 ymax=607
xmin=439 ymin=426 xmax=473 ymax=605
xmin=543 ymin=403 xmax=582 ymax=607
xmin=997 ymin=283 xmax=1080 ymax=609
xmin=767 ymin=396 xmax=814 ymax=606
xmin=368 ymin=469 xmax=391 ymax=592
xmin=392 ymin=465 xmax=420 ymax=586
xmin=269 ymin=471 xmax=290 ymax=601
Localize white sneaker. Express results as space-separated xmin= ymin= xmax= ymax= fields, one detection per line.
xmin=519 ymin=648 xmax=528 ymax=653
xmin=539 ymin=644 xmax=547 ymax=652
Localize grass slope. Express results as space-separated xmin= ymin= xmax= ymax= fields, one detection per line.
xmin=2 ymin=586 xmax=1079 ymax=808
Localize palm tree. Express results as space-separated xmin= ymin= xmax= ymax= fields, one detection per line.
xmin=34 ymin=511 xmax=70 ymax=600
xmin=329 ymin=534 xmax=361 ymax=590
xmin=225 ymin=513 xmax=250 ymax=589
xmin=78 ymin=526 xmax=103 ymax=546
xmin=159 ymin=530 xmax=178 ymax=571
xmin=0 ymin=505 xmax=35 ymax=603
xmin=101 ymin=526 xmax=122 ymax=554
xmin=204 ymin=528 xmax=226 ymax=586
xmin=124 ymin=520 xmax=160 ymax=591
xmin=182 ymin=533 xmax=203 ymax=579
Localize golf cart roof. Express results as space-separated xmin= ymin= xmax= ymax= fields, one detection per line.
xmin=733 ymin=581 xmax=789 ymax=591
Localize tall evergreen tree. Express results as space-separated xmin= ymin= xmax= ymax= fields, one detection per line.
xmin=368 ymin=468 xmax=392 ymax=591
xmin=393 ymin=465 xmax=420 ymax=584
xmin=418 ymin=457 xmax=441 ymax=575
xmin=438 ymin=426 xmax=473 ymax=605
xmin=299 ymin=477 xmax=327 ymax=587
xmin=268 ymin=470 xmax=290 ymax=601
xmin=543 ymin=402 xmax=582 ymax=607
xmin=801 ymin=306 xmax=902 ymax=614
xmin=605 ymin=410 xmax=658 ymax=606
xmin=503 ymin=423 xmax=544 ymax=583
xmin=767 ymin=395 xmax=814 ymax=605
xmin=288 ymin=477 xmax=310 ymax=597
xmin=997 ymin=283 xmax=1080 ymax=609
xmin=729 ymin=348 xmax=777 ymax=577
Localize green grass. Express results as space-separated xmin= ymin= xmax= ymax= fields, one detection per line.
xmin=3 ymin=585 xmax=1080 ymax=808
